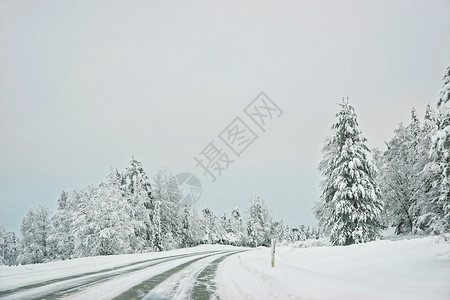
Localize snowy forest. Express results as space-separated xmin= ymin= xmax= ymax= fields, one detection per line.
xmin=0 ymin=160 xmax=318 ymax=266
xmin=1 ymin=66 xmax=449 ymax=266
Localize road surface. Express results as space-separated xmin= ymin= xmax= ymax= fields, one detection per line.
xmin=0 ymin=249 xmax=245 ymax=300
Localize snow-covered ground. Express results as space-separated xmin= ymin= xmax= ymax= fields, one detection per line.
xmin=216 ymin=236 xmax=450 ymax=300
xmin=1 ymin=237 xmax=449 ymax=299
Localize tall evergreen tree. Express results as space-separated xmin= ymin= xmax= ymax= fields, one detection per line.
xmin=315 ymin=98 xmax=383 ymax=246
xmin=152 ymin=200 xmax=163 ymax=251
xmin=429 ymin=66 xmax=450 ymax=233
xmin=122 ymin=157 xmax=153 ymax=251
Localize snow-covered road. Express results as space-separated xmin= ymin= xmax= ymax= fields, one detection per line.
xmin=1 ymin=237 xmax=449 ymax=299
xmin=0 ymin=245 xmax=246 ymax=300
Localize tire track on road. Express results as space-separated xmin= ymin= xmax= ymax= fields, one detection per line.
xmin=191 ymin=250 xmax=246 ymax=300
xmin=112 ymin=251 xmax=237 ymax=300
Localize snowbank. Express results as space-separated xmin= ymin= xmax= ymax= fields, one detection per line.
xmin=291 ymin=237 xmax=331 ymax=248
xmin=216 ymin=236 xmax=450 ymax=299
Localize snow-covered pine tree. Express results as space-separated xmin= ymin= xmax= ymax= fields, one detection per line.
xmin=152 ymin=200 xmax=163 ymax=251
xmin=122 ymin=158 xmax=153 ymax=251
xmin=123 ymin=157 xmax=152 ymax=199
xmin=315 ymin=98 xmax=383 ymax=246
xmin=424 ymin=104 xmax=436 ymax=129
xmin=429 ymin=66 xmax=450 ymax=233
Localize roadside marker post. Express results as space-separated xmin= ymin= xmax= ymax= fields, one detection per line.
xmin=271 ymin=238 xmax=275 ymax=267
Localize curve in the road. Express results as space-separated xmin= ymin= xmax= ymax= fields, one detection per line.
xmin=0 ymin=250 xmax=224 ymax=300
xmin=113 ymin=250 xmax=246 ymax=300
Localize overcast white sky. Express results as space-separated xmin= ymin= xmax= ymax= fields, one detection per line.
xmin=1 ymin=0 xmax=449 ymax=232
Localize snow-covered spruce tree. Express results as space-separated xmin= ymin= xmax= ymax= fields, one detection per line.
xmin=152 ymin=200 xmax=163 ymax=251
xmin=314 ymin=98 xmax=383 ymax=246
xmin=429 ymin=66 xmax=450 ymax=233
xmin=122 ymin=158 xmax=153 ymax=251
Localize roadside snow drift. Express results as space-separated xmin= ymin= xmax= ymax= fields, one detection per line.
xmin=216 ymin=237 xmax=450 ymax=300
